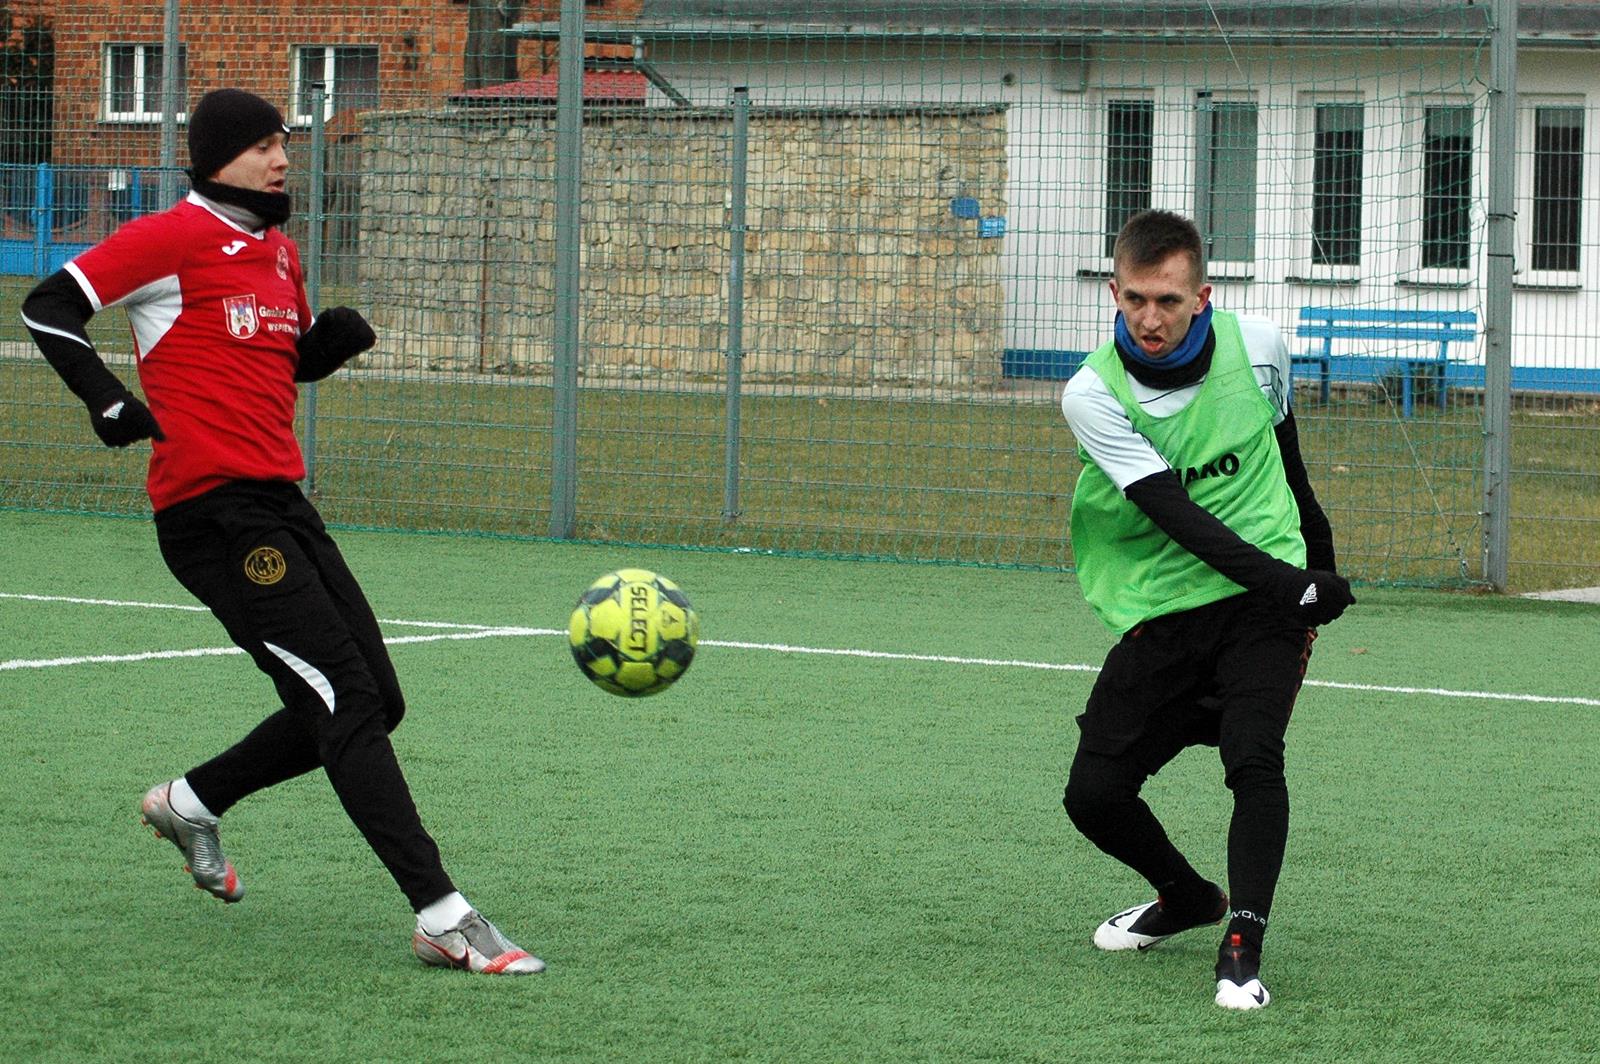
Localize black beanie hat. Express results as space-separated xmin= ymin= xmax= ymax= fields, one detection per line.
xmin=187 ymin=89 xmax=290 ymax=180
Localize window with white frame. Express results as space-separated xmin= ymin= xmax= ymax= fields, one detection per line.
xmin=104 ymin=43 xmax=187 ymax=123
xmin=291 ymin=46 xmax=379 ymax=125
xmin=1527 ymin=104 xmax=1584 ymax=277
xmin=1103 ymin=98 xmax=1154 ymax=258
xmin=1194 ymin=93 xmax=1258 ymax=266
xmin=1421 ymin=104 xmax=1473 ymax=270
xmin=1311 ymin=102 xmax=1364 ymax=269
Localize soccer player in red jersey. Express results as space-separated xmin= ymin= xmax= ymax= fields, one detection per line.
xmin=21 ymin=89 xmax=543 ymax=975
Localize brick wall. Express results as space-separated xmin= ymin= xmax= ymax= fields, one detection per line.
xmin=44 ymin=0 xmax=642 ymax=170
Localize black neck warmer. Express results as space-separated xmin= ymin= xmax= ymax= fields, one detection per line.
xmin=1115 ymin=324 xmax=1217 ymax=391
xmin=190 ymin=174 xmax=293 ymax=230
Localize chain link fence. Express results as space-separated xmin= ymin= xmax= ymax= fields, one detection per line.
xmin=2 ymin=1 xmax=1598 ymax=592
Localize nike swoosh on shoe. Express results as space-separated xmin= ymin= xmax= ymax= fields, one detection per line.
xmin=415 ymin=936 xmax=469 ymax=968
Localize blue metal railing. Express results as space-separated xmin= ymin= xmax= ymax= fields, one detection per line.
xmin=1 ymin=163 xmax=180 ymax=276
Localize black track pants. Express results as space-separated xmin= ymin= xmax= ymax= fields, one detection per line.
xmin=1063 ymin=592 xmax=1315 ymax=927
xmin=155 ymin=480 xmax=455 ymax=911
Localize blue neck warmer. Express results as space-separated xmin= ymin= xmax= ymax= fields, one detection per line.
xmin=1115 ymin=303 xmax=1214 ymax=371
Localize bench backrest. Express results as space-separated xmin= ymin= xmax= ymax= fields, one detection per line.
xmin=1297 ymin=307 xmax=1478 ymax=348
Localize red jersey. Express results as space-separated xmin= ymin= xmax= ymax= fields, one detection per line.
xmin=65 ymin=193 xmax=313 ymax=511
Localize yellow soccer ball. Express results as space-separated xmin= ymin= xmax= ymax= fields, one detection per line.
xmin=567 ymin=569 xmax=699 ymax=697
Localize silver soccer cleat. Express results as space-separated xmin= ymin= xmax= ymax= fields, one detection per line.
xmin=139 ymin=781 xmax=244 ymax=903
xmin=413 ymin=910 xmax=545 ymax=975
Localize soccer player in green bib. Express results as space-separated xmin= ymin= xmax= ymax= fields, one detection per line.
xmin=1060 ymin=210 xmax=1354 ymax=1010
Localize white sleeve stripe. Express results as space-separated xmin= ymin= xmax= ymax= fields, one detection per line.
xmin=119 ymin=274 xmax=184 ymax=358
xmin=1061 ymin=369 xmax=1172 ymax=490
xmin=62 ymin=261 xmax=103 ymax=312
xmin=18 ymin=311 xmax=95 ymax=349
xmin=263 ymin=641 xmax=337 ymax=715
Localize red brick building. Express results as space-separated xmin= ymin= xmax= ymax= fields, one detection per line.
xmin=45 ymin=0 xmax=642 ymax=170
xmin=0 ymin=0 xmax=641 ymax=256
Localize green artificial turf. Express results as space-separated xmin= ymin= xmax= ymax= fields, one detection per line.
xmin=1 ymin=511 xmax=1596 ymax=1062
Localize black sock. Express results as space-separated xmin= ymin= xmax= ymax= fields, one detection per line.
xmin=1225 ymin=911 xmax=1268 ymax=953
xmin=1159 ymin=874 xmax=1222 ymax=916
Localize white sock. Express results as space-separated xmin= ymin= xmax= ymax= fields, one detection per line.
xmin=417 ymin=891 xmax=473 ymax=935
xmin=168 ymin=777 xmax=217 ymax=822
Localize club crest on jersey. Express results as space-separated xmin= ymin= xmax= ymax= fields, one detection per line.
xmin=276 ymin=246 xmax=290 ymax=280
xmin=223 ymin=295 xmax=260 ymax=339
xmin=243 ymin=546 xmax=286 ymax=585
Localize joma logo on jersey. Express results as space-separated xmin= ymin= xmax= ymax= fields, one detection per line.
xmin=223 ymin=295 xmax=259 ymax=339
xmin=1180 ymin=452 xmax=1241 ymax=485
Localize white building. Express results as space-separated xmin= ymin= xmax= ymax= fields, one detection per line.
xmin=521 ymin=1 xmax=1600 ymax=392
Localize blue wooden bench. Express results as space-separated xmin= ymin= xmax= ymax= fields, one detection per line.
xmin=1293 ymin=308 xmax=1478 ymax=417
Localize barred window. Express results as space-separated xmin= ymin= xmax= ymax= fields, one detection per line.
xmin=1422 ymin=105 xmax=1473 ymax=270
xmin=1311 ymin=103 xmax=1363 ymax=267
xmin=1531 ymin=106 xmax=1583 ymax=273
xmin=1103 ymin=100 xmax=1153 ymax=258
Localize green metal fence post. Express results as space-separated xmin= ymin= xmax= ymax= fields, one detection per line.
xmin=1483 ymin=0 xmax=1517 ymax=589
xmin=548 ymin=0 xmax=584 ymax=538
xmin=158 ymin=0 xmax=180 ymax=208
xmin=303 ymin=83 xmax=326 ymax=495
xmin=722 ymin=86 xmax=750 ymax=522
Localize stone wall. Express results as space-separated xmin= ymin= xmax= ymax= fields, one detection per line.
xmin=357 ymin=104 xmax=1008 ymax=387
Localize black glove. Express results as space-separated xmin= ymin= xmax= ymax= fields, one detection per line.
xmin=295 ymin=306 xmax=376 ymax=382
xmin=89 ymin=391 xmax=164 ymax=447
xmin=1266 ymin=565 xmax=1355 ymax=628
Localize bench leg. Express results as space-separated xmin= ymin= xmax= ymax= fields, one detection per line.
xmin=1401 ymin=370 xmax=1414 ymax=418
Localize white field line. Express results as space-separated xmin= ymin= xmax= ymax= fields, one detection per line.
xmin=3 ymin=592 xmax=1596 ymax=708
xmin=0 ymin=627 xmax=555 ymax=671
xmin=0 ymin=591 xmax=502 ymax=630
xmin=702 ymin=638 xmax=1600 ymax=707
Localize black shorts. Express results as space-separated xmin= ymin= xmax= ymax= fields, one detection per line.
xmin=1077 ymin=591 xmax=1315 ymax=765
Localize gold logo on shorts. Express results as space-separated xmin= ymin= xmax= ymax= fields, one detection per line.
xmin=244 ymin=546 xmax=286 ymax=585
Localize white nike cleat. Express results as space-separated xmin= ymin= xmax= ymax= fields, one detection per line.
xmin=1215 ymin=932 xmax=1270 ymax=1010
xmin=413 ymin=910 xmax=546 ymax=975
xmin=139 ymin=781 xmax=244 ymax=902
xmin=1093 ymin=885 xmax=1228 ymax=951
xmin=1216 ymin=976 xmax=1271 ymax=1010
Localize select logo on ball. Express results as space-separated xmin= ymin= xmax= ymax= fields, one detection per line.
xmin=569 ymin=568 xmax=699 ymax=697
xmin=627 ymin=582 xmax=653 ymax=655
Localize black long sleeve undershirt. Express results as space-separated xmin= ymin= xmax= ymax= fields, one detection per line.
xmin=1121 ymin=408 xmax=1337 ymax=590
xmin=1271 ymin=407 xmax=1336 ymax=571
xmin=20 ymin=269 xmax=128 ymax=409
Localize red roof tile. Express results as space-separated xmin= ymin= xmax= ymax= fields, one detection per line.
xmin=453 ymin=70 xmax=648 ymax=102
